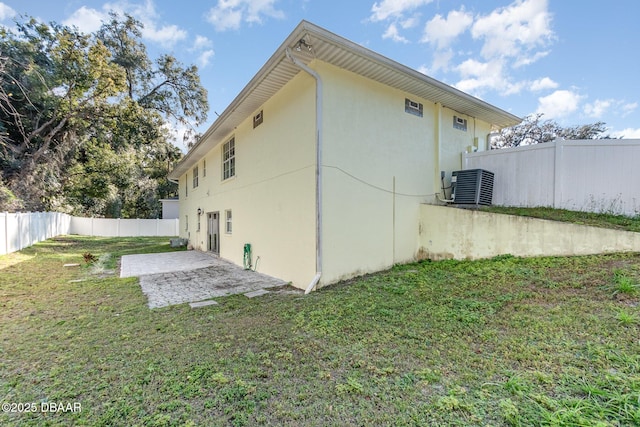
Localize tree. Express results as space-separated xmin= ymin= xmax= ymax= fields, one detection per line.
xmin=491 ymin=113 xmax=614 ymax=149
xmin=0 ymin=15 xmax=208 ymax=216
xmin=97 ymin=14 xmax=208 ymax=144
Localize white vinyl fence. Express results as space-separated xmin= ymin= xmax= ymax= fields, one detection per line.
xmin=1 ymin=212 xmax=179 ymax=255
xmin=69 ymin=217 xmax=179 ymax=237
xmin=1 ymin=212 xmax=71 ymax=255
xmin=463 ymin=139 xmax=640 ymax=216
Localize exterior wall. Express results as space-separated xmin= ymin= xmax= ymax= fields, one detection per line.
xmin=419 ymin=204 xmax=640 ymax=260
xmin=317 ymin=61 xmax=494 ymax=285
xmin=160 ymin=199 xmax=179 ymax=219
xmin=177 ymin=72 xmax=317 ymax=288
xmin=464 ymin=139 xmax=640 ymax=216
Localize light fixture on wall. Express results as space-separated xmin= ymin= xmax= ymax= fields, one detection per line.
xmin=294 ymin=38 xmax=313 ymax=52
xmin=197 ymin=208 xmax=202 ymax=216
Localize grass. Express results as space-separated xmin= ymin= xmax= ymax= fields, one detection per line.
xmin=1 ymin=236 xmax=639 ymax=426
xmin=480 ymin=206 xmax=640 ymax=233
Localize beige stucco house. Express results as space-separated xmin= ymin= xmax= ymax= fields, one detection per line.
xmin=168 ymin=21 xmax=521 ymax=292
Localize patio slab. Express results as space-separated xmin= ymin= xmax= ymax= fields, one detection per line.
xmin=120 ymin=250 xmax=218 ymax=278
xmin=120 ymin=251 xmax=287 ymax=308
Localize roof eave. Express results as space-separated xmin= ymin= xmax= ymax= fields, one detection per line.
xmin=168 ymin=20 xmax=521 ymax=180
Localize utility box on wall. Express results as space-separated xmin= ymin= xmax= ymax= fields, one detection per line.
xmin=451 ymin=169 xmax=494 ymax=206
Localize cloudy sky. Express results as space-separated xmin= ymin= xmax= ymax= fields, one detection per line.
xmin=2 ymin=0 xmax=639 ymax=146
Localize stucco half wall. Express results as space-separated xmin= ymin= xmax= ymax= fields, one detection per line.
xmin=418 ymin=204 xmax=640 ymax=260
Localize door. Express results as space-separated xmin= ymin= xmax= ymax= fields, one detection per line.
xmin=207 ymin=212 xmax=219 ymax=254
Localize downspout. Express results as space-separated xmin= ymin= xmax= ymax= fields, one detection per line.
xmin=285 ymin=47 xmax=323 ymax=294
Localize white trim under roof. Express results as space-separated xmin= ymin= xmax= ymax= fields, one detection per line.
xmin=169 ymin=20 xmax=521 ymax=180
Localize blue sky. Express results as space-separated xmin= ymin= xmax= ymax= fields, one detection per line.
xmin=2 ymin=0 xmax=639 ymax=147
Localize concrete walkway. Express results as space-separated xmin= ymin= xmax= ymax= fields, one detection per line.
xmin=120 ymin=251 xmax=287 ymax=309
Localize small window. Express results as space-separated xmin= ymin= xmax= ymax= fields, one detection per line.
xmin=192 ymin=165 xmax=199 ymax=188
xmin=184 ymin=215 xmax=188 ymax=231
xmin=185 ymin=175 xmax=188 ymax=197
xmin=253 ymin=110 xmax=263 ymax=128
xmin=223 ymin=137 xmax=235 ymax=180
xmin=453 ymin=116 xmax=468 ymax=131
xmin=405 ymin=98 xmax=423 ymax=117
xmin=225 ymin=210 xmax=232 ymax=234
xmin=203 ymin=159 xmax=206 ymax=177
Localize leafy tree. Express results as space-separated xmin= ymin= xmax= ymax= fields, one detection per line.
xmin=0 ymin=15 xmax=207 ymax=216
xmin=97 ymin=14 xmax=207 ymax=143
xmin=492 ymin=113 xmax=614 ymax=149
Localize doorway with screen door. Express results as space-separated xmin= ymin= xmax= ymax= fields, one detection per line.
xmin=207 ymin=212 xmax=219 ymax=254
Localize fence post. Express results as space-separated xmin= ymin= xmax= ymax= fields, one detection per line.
xmin=553 ymin=139 xmax=563 ymax=209
xmin=3 ymin=212 xmax=7 ymax=255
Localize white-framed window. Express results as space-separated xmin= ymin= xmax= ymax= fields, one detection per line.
xmin=193 ymin=165 xmax=199 ymax=188
xmin=203 ymin=159 xmax=206 ymax=177
xmin=225 ymin=210 xmax=232 ymax=234
xmin=223 ymin=137 xmax=235 ymax=180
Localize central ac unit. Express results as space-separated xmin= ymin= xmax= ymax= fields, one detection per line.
xmin=451 ymin=169 xmax=494 ymax=206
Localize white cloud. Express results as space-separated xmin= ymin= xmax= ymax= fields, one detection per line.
xmin=142 ymin=23 xmax=187 ymax=47
xmin=455 ymin=58 xmax=524 ymax=96
xmin=421 ymin=49 xmax=454 ymax=74
xmin=63 ymin=6 xmax=108 ymax=32
xmin=584 ymin=99 xmax=613 ymax=119
xmin=536 ymin=89 xmax=583 ymax=119
xmin=421 ymin=8 xmax=473 ymax=48
xmin=622 ymin=102 xmax=637 ymax=117
xmin=0 ymin=2 xmax=16 ymax=20
xmin=382 ymin=23 xmax=409 ymax=43
xmin=611 ymin=128 xmax=640 ymax=139
xmin=198 ymin=49 xmax=215 ymax=68
xmin=513 ymin=50 xmax=549 ymax=68
xmin=192 ymin=35 xmax=213 ymax=51
xmin=471 ymin=0 xmax=553 ymax=63
xmin=206 ymin=0 xmax=285 ymax=32
xmin=370 ymin=0 xmax=433 ymax=22
xmin=530 ymin=77 xmax=558 ymax=91
xmin=400 ymin=15 xmax=420 ymax=29
xmin=64 ymin=1 xmax=186 ymax=47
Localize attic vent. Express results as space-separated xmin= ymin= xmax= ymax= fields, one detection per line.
xmin=405 ymin=98 xmax=423 ymax=117
xmin=253 ymin=110 xmax=263 ymax=128
xmin=451 ymin=169 xmax=494 ymax=206
xmin=453 ymin=115 xmax=467 ymax=131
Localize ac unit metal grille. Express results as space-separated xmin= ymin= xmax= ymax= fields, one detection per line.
xmin=451 ymin=169 xmax=494 ymax=206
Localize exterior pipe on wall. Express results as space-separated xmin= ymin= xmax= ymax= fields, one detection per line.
xmin=285 ymin=47 xmax=323 ymax=294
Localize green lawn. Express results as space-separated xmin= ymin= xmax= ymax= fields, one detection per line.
xmin=1 ymin=236 xmax=639 ymax=426
xmin=480 ymin=206 xmax=640 ymax=233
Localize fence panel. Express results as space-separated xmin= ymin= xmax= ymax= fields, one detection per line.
xmin=464 ymin=139 xmax=640 ymax=216
xmin=1 ymin=214 xmax=178 ymax=255
xmin=70 ymin=217 xmax=179 ymax=237
xmin=0 ymin=212 xmax=73 ymax=255
xmin=464 ymin=143 xmax=555 ymax=207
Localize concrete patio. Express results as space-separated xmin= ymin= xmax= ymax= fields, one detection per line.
xmin=120 ymin=251 xmax=288 ymax=308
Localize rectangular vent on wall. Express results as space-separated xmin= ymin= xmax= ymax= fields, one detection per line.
xmin=405 ymin=98 xmax=423 ymax=117
xmin=253 ymin=110 xmax=263 ymax=128
xmin=453 ymin=115 xmax=467 ymax=131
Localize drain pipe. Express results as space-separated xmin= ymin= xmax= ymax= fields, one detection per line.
xmin=286 ymin=47 xmax=323 ymax=294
